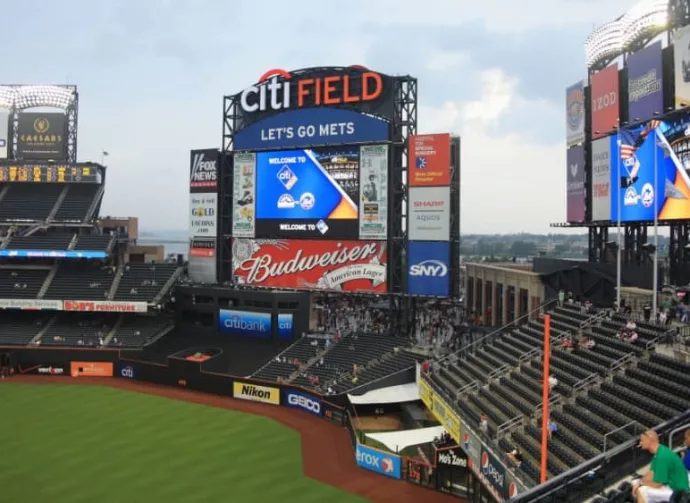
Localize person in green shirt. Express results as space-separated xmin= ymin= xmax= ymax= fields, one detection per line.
xmin=633 ymin=430 xmax=689 ymax=503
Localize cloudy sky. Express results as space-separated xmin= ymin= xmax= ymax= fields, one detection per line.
xmin=3 ymin=0 xmax=635 ymax=233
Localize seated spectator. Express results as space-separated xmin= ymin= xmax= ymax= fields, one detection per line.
xmin=561 ymin=337 xmax=574 ymax=351
xmin=623 ymin=331 xmax=639 ymax=344
xmin=579 ymin=336 xmax=595 ymax=350
xmin=633 ymin=430 xmax=689 ymax=502
xmin=507 ymin=448 xmax=523 ymax=467
xmin=548 ymin=419 xmax=557 ymax=440
xmin=548 ymin=375 xmax=558 ymax=392
xmin=682 ymin=429 xmax=690 ymax=475
xmin=626 ymin=319 xmax=637 ymax=332
xmin=479 ymin=414 xmax=488 ymax=435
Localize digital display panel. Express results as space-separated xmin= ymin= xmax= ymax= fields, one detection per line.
xmin=254 ymin=146 xmax=359 ymax=239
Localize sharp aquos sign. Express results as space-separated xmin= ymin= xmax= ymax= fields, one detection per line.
xmin=232 ymin=238 xmax=387 ymax=292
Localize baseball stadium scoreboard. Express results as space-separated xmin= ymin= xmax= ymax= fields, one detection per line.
xmin=0 ymin=163 xmax=101 ymax=183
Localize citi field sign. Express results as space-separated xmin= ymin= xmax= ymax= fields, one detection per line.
xmin=238 ymin=66 xmax=387 ymax=114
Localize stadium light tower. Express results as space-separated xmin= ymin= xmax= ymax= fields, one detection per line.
xmin=585 ymin=0 xmax=668 ymax=68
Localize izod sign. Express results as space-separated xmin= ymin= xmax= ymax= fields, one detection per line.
xmin=239 ymin=67 xmax=385 ymax=114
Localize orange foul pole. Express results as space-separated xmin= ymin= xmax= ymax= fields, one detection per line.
xmin=540 ymin=314 xmax=551 ymax=484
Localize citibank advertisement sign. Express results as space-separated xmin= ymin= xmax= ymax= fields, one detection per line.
xmin=219 ymin=309 xmax=272 ymax=338
xmin=407 ymin=241 xmax=450 ymax=297
xmin=355 ymin=443 xmax=402 ymax=479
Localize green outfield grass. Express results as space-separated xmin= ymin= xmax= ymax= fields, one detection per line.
xmin=0 ymin=383 xmax=369 ymax=503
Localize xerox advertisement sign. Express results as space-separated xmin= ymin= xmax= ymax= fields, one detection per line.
xmin=284 ymin=390 xmax=322 ymax=417
xmin=255 ymin=146 xmax=359 ymax=239
xmin=408 ymin=187 xmax=450 ymax=241
xmin=189 ymin=149 xmax=218 ymax=192
xmin=218 ymin=309 xmax=272 ymax=338
xmin=233 ymin=67 xmax=395 ymax=123
xmin=407 ymin=241 xmax=450 ymax=297
xmin=234 ymin=107 xmax=390 ymax=151
xmin=232 ymin=238 xmax=387 ymax=292
xmin=355 ymin=443 xmax=402 ymax=479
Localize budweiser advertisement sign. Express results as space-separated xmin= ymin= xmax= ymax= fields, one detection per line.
xmin=63 ymin=300 xmax=148 ymax=313
xmin=232 ymin=239 xmax=387 ymax=292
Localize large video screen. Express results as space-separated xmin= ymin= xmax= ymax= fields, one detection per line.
xmin=255 ymin=147 xmax=360 ymax=239
xmin=611 ymin=116 xmax=690 ymax=221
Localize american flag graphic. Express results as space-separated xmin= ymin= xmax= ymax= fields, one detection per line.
xmin=618 ymin=128 xmax=639 ymax=161
xmin=415 ymin=156 xmax=427 ymax=169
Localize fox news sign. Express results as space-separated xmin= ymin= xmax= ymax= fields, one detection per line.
xmin=189 ymin=149 xmax=219 ymax=193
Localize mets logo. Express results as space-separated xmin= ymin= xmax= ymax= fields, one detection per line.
xmin=381 ymin=457 xmax=395 ymax=473
xmin=567 ymin=86 xmax=584 ymax=131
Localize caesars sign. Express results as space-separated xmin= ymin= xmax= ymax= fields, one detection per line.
xmin=232 ymin=239 xmax=388 ymax=292
xmin=238 ymin=67 xmax=387 ymax=115
xmin=17 ymin=112 xmax=67 ymax=161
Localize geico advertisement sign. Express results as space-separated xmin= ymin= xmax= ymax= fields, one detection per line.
xmin=239 ymin=68 xmax=384 ymax=114
xmin=355 ymin=444 xmax=401 ymax=479
xmin=233 ymin=382 xmax=280 ymax=405
xmin=219 ymin=310 xmax=271 ymax=339
xmin=285 ymin=392 xmax=321 ymax=416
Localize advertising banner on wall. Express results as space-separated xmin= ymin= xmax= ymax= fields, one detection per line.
xmin=189 ymin=149 xmax=218 ymax=192
xmin=591 ymin=137 xmax=612 ymax=221
xmin=565 ymin=81 xmax=585 ymax=146
xmin=232 ymin=152 xmax=256 ymax=238
xmin=480 ymin=447 xmax=506 ymax=500
xmin=674 ymin=24 xmax=690 ymax=109
xmin=189 ymin=193 xmax=217 ymax=238
xmin=219 ymin=309 xmax=272 ymax=338
xmin=591 ymin=64 xmax=620 ymax=139
xmin=283 ymin=390 xmax=321 ymax=416
xmin=407 ymin=241 xmax=450 ymax=297
xmin=277 ymin=313 xmax=294 ymax=339
xmin=0 ymin=108 xmax=8 ymax=159
xmin=611 ymin=119 xmax=690 ymax=222
xmin=232 ymin=239 xmax=387 ymax=292
xmin=234 ymin=107 xmax=390 ymax=151
xmin=408 ymin=134 xmax=451 ymax=186
xmin=359 ymin=144 xmax=388 ymax=240
xmin=355 ymin=443 xmax=402 ymax=479
xmin=254 ymin=146 xmax=360 ymax=240
xmin=232 ymin=381 xmax=280 ymax=405
xmin=408 ymin=186 xmax=450 ymax=241
xmin=17 ymin=112 xmax=67 ymax=160
xmin=188 ymin=238 xmax=216 ymax=284
xmin=566 ymin=145 xmax=586 ymax=222
xmin=627 ymin=41 xmax=663 ymax=121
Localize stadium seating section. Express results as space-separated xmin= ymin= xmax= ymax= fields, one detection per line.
xmin=0 ymin=183 xmax=101 ymax=223
xmin=428 ymin=303 xmax=684 ymax=487
xmin=252 ymin=332 xmax=420 ymax=393
xmin=0 ymin=264 xmax=181 ymax=303
xmin=0 ymin=312 xmax=174 ymax=348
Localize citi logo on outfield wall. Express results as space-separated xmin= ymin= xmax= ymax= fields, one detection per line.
xmin=239 ymin=67 xmax=384 ymax=113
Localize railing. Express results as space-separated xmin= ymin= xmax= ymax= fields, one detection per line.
xmin=609 ymin=352 xmax=635 ymax=373
xmin=488 ymin=363 xmax=511 ymax=380
xmin=602 ymin=420 xmax=641 ymax=453
xmin=669 ymin=421 xmax=690 ymax=450
xmin=456 ymin=379 xmax=479 ymax=397
xmin=497 ymin=415 xmax=524 ymax=441
xmin=571 ymin=372 xmax=599 ymax=393
xmin=438 ymin=299 xmax=558 ymax=365
xmin=535 ymin=394 xmax=564 ymax=419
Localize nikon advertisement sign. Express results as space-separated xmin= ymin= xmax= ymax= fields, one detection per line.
xmin=17 ymin=112 xmax=67 ymax=161
xmin=232 ymin=381 xmax=280 ymax=405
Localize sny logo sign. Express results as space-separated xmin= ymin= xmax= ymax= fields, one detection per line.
xmin=409 ymin=259 xmax=448 ymax=277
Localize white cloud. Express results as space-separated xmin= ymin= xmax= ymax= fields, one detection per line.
xmin=419 ymin=68 xmax=570 ymax=233
xmin=426 ymin=51 xmax=468 ymax=72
